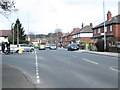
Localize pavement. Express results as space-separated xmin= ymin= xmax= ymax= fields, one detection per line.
xmin=79 ymin=49 xmax=119 ymax=58
xmin=2 ymin=64 xmax=35 ymax=88
xmin=59 ymin=48 xmax=119 ymax=58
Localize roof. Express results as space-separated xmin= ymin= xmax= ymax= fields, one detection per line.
xmin=93 ymin=14 xmax=120 ymax=29
xmin=62 ymin=33 xmax=69 ymax=37
xmin=69 ymin=28 xmax=80 ymax=35
xmin=0 ymin=30 xmax=12 ymax=37
xmin=80 ymin=26 xmax=93 ymax=33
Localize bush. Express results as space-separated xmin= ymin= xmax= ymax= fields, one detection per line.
xmin=19 ymin=40 xmax=29 ymax=44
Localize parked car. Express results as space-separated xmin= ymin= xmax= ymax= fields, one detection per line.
xmin=67 ymin=44 xmax=79 ymax=51
xmin=13 ymin=44 xmax=34 ymax=52
xmin=45 ymin=44 xmax=50 ymax=48
xmin=38 ymin=44 xmax=46 ymax=50
xmin=10 ymin=45 xmax=17 ymax=53
xmin=49 ymin=44 xmax=57 ymax=50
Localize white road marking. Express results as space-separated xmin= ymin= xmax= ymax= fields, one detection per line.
xmin=73 ymin=55 xmax=77 ymax=58
xmin=35 ymin=49 xmax=40 ymax=84
xmin=82 ymin=58 xmax=99 ymax=65
xmin=109 ymin=66 xmax=120 ymax=72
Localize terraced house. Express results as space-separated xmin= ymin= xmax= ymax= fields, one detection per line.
xmin=92 ymin=11 xmax=120 ymax=44
xmin=61 ymin=23 xmax=93 ymax=44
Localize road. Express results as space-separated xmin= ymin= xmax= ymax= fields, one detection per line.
xmin=2 ymin=48 xmax=119 ymax=88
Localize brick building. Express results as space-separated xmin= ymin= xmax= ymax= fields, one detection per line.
xmin=61 ymin=23 xmax=93 ymax=44
xmin=92 ymin=11 xmax=120 ymax=43
xmin=72 ymin=23 xmax=93 ymax=43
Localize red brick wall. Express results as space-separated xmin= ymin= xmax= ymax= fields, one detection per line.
xmin=93 ymin=24 xmax=120 ymax=42
xmin=80 ymin=37 xmax=91 ymax=42
xmin=114 ymin=24 xmax=120 ymax=41
xmin=68 ymin=36 xmax=73 ymax=41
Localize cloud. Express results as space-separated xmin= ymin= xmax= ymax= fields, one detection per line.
xmin=0 ymin=0 xmax=119 ymax=34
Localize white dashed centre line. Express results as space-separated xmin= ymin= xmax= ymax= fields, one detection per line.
xmin=82 ymin=58 xmax=99 ymax=65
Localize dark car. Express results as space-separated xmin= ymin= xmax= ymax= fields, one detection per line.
xmin=67 ymin=44 xmax=79 ymax=51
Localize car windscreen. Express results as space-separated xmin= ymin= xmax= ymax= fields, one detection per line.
xmin=70 ymin=44 xmax=77 ymax=47
xmin=20 ymin=44 xmax=29 ymax=47
xmin=51 ymin=45 xmax=56 ymax=46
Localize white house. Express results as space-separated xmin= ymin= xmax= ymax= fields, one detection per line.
xmin=0 ymin=30 xmax=11 ymax=43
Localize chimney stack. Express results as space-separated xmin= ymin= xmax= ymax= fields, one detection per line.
xmin=82 ymin=23 xmax=84 ymax=28
xmin=107 ymin=11 xmax=112 ymax=21
xmin=90 ymin=23 xmax=93 ymax=28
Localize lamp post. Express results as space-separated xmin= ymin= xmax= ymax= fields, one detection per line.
xmin=17 ymin=23 xmax=19 ymax=45
xmin=103 ymin=0 xmax=106 ymax=51
xmin=11 ymin=23 xmax=14 ymax=45
xmin=56 ymin=24 xmax=59 ymax=44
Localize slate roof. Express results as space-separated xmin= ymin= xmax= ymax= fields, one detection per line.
xmin=93 ymin=14 xmax=120 ymax=29
xmin=80 ymin=26 xmax=93 ymax=33
xmin=0 ymin=30 xmax=12 ymax=37
xmin=69 ymin=28 xmax=80 ymax=36
xmin=62 ymin=33 xmax=70 ymax=37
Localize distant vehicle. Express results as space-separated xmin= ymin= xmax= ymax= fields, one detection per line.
xmin=10 ymin=45 xmax=17 ymax=53
xmin=49 ymin=44 xmax=57 ymax=50
xmin=67 ymin=44 xmax=79 ymax=51
xmin=45 ymin=44 xmax=50 ymax=48
xmin=38 ymin=44 xmax=46 ymax=50
xmin=12 ymin=44 xmax=34 ymax=52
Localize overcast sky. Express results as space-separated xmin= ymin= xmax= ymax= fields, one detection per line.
xmin=0 ymin=0 xmax=120 ymax=34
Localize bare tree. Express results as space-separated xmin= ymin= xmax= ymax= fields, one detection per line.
xmin=0 ymin=0 xmax=18 ymax=18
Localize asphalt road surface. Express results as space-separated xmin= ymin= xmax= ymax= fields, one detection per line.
xmin=2 ymin=48 xmax=119 ymax=88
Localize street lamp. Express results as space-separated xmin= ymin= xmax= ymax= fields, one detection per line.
xmin=56 ymin=24 xmax=59 ymax=44
xmin=103 ymin=0 xmax=106 ymax=51
xmin=11 ymin=23 xmax=14 ymax=45
xmin=17 ymin=23 xmax=19 ymax=45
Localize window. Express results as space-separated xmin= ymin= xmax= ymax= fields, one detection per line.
xmin=105 ymin=26 xmax=107 ymax=32
xmin=110 ymin=25 xmax=112 ymax=31
xmin=98 ymin=28 xmax=101 ymax=33
xmin=94 ymin=29 xmax=96 ymax=34
xmin=76 ymin=34 xmax=77 ymax=38
xmin=73 ymin=35 xmax=75 ymax=38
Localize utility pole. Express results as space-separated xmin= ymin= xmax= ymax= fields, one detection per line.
xmin=50 ymin=32 xmax=52 ymax=44
xmin=103 ymin=0 xmax=106 ymax=51
xmin=11 ymin=23 xmax=14 ymax=45
xmin=28 ymin=13 xmax=30 ymax=42
xmin=17 ymin=23 xmax=19 ymax=45
xmin=56 ymin=24 xmax=59 ymax=44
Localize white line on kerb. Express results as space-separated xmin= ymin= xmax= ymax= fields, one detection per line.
xmin=35 ymin=49 xmax=40 ymax=84
xmin=82 ymin=58 xmax=99 ymax=65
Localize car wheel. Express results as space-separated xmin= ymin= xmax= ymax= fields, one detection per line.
xmin=30 ymin=49 xmax=34 ymax=52
xmin=68 ymin=48 xmax=70 ymax=51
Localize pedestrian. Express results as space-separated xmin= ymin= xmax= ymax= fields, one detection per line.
xmin=6 ymin=42 xmax=10 ymax=54
xmin=2 ymin=42 xmax=5 ymax=53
